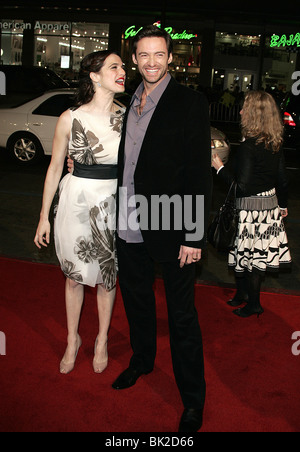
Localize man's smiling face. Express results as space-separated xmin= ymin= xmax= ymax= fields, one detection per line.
xmin=132 ymin=37 xmax=173 ymax=88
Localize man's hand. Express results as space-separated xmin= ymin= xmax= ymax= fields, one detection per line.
xmin=67 ymin=155 xmax=74 ymax=173
xmin=178 ymin=245 xmax=202 ymax=268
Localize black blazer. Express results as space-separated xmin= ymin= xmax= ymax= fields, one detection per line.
xmin=219 ymin=138 xmax=289 ymax=208
xmin=118 ymin=76 xmax=212 ymax=261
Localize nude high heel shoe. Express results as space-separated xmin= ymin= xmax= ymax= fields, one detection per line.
xmin=93 ymin=336 xmax=108 ymax=374
xmin=60 ymin=335 xmax=82 ymax=374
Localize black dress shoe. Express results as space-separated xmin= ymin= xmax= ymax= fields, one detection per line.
xmin=227 ymin=297 xmax=248 ymax=307
xmin=178 ymin=408 xmax=203 ymax=432
xmin=233 ymin=305 xmax=264 ymax=318
xmin=112 ymin=366 xmax=150 ymax=390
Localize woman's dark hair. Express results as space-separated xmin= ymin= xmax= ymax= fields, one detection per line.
xmin=74 ymin=50 xmax=118 ymax=107
xmin=132 ymin=24 xmax=173 ymax=56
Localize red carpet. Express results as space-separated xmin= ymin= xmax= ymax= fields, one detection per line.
xmin=0 ymin=256 xmax=299 ymax=432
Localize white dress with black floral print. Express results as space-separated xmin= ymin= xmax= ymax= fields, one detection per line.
xmin=54 ymin=107 xmax=124 ymax=290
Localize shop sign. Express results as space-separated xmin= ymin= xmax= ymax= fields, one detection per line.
xmin=270 ymin=33 xmax=300 ymax=47
xmin=0 ymin=21 xmax=70 ymax=31
xmin=124 ymin=25 xmax=197 ymax=41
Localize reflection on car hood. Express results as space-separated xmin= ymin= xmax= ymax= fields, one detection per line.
xmin=210 ymin=126 xmax=226 ymax=140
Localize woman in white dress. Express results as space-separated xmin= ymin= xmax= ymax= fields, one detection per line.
xmin=34 ymin=51 xmax=126 ymax=374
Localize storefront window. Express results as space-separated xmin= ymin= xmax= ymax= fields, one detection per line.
xmin=213 ymin=31 xmax=298 ymax=96
xmin=0 ymin=19 xmax=109 ymax=81
xmin=34 ymin=21 xmax=109 ymax=80
xmin=213 ymin=32 xmax=261 ymax=94
xmin=0 ymin=19 xmax=25 ymax=65
xmin=171 ymin=33 xmax=202 ymax=88
xmin=262 ymin=35 xmax=297 ymax=94
xmin=215 ymin=32 xmax=260 ymax=57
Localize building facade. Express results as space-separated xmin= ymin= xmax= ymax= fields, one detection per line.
xmin=1 ymin=2 xmax=300 ymax=96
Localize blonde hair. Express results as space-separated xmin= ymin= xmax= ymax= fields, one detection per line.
xmin=241 ymin=91 xmax=283 ymax=152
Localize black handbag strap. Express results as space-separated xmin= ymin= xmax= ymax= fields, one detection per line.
xmin=224 ymin=181 xmax=237 ymax=204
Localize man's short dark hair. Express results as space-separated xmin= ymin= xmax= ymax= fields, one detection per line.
xmin=132 ymin=24 xmax=173 ymax=56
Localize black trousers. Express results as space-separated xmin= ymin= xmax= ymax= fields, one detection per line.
xmin=116 ymin=235 xmax=206 ymax=409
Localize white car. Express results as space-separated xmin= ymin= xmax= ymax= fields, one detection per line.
xmin=0 ymin=89 xmax=75 ymax=164
xmin=0 ymin=89 xmax=230 ymax=165
xmin=210 ymin=126 xmax=230 ymax=165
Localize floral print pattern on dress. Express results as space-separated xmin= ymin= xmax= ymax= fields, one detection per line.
xmin=74 ymin=237 xmax=99 ymax=264
xmin=65 ymin=195 xmax=117 ymax=290
xmin=61 ymin=259 xmax=83 ymax=283
xmin=110 ymin=111 xmax=124 ymax=136
xmin=89 ymin=196 xmax=117 ymax=291
xmin=70 ymin=118 xmax=105 ymax=165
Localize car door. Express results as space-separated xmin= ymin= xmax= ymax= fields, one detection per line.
xmin=27 ymin=93 xmax=75 ymax=155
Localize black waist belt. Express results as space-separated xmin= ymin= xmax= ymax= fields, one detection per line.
xmin=73 ymin=160 xmax=118 ymax=180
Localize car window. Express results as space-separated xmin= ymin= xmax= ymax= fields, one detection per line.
xmin=32 ymin=94 xmax=75 ymax=117
xmin=0 ymin=93 xmax=42 ymax=108
xmin=35 ymin=70 xmax=69 ymax=90
xmin=0 ymin=66 xmax=68 ymax=93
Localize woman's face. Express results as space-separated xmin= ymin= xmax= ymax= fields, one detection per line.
xmin=92 ymin=54 xmax=126 ymax=94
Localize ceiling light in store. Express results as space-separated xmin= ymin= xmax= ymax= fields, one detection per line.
xmin=59 ymin=42 xmax=85 ymax=50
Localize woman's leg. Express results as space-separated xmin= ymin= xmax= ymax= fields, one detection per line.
xmin=233 ymin=271 xmax=264 ymax=318
xmin=227 ymin=272 xmax=249 ymax=306
xmin=93 ymin=284 xmax=116 ymax=372
xmin=247 ymin=270 xmax=263 ymax=310
xmin=60 ymin=277 xmax=84 ymax=373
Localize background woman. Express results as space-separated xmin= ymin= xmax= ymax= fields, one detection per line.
xmin=212 ymin=90 xmax=291 ymax=318
xmin=34 ymin=50 xmax=125 ymax=372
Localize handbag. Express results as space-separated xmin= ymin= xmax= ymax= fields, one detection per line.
xmin=207 ymin=181 xmax=238 ymax=252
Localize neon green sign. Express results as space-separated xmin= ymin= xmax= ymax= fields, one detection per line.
xmin=270 ymin=34 xmax=300 ymax=47
xmin=124 ymin=25 xmax=197 ymax=41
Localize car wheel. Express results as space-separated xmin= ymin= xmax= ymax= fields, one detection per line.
xmin=7 ymin=132 xmax=44 ymax=165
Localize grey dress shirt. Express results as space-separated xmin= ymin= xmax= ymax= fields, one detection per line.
xmin=118 ymin=73 xmax=171 ymax=243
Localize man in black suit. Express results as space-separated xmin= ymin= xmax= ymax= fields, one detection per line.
xmin=112 ymin=25 xmax=212 ymax=432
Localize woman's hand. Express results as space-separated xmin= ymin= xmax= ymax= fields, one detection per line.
xmin=211 ymin=153 xmax=224 ymax=171
xmin=34 ymin=218 xmax=51 ymax=248
xmin=280 ymin=208 xmax=288 ymax=218
xmin=33 ymin=111 xmax=71 ymax=250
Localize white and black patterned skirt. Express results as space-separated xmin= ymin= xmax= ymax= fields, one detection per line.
xmin=228 ymin=188 xmax=292 ymax=273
